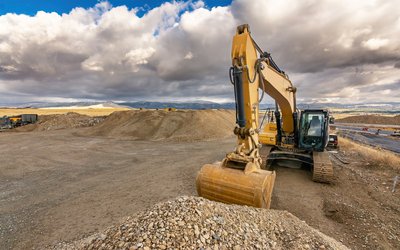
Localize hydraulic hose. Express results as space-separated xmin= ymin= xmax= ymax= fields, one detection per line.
xmin=232 ymin=66 xmax=246 ymax=128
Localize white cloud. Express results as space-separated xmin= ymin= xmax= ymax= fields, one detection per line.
xmin=0 ymin=0 xmax=399 ymax=104
xmin=81 ymin=58 xmax=104 ymax=72
xmin=362 ymin=38 xmax=389 ymax=50
xmin=184 ymin=52 xmax=193 ymax=60
xmin=125 ymin=47 xmax=156 ymax=72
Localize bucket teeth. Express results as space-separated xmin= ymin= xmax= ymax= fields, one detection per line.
xmin=196 ymin=163 xmax=276 ymax=208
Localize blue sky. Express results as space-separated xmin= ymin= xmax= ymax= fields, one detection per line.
xmin=0 ymin=0 xmax=232 ymax=15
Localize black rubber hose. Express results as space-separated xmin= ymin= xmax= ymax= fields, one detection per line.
xmin=275 ymin=102 xmax=282 ymax=144
xmin=230 ymin=67 xmax=239 ymax=124
xmin=233 ymin=66 xmax=246 ymax=128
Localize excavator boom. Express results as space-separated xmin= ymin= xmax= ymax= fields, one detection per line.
xmin=259 ymin=61 xmax=296 ymax=134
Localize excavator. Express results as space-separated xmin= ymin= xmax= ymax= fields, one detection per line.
xmin=196 ymin=24 xmax=333 ymax=208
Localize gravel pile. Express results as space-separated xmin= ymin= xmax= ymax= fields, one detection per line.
xmin=15 ymin=112 xmax=105 ymax=132
xmin=56 ymin=196 xmax=348 ymax=250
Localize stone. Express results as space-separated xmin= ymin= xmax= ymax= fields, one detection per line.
xmin=72 ymin=196 xmax=348 ymax=250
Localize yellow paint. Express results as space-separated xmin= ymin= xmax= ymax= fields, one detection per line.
xmin=231 ymin=24 xmax=260 ymax=152
xmin=196 ymin=24 xmax=281 ymax=209
xmin=259 ymin=64 xmax=296 ymax=134
xmin=259 ymin=122 xmax=277 ymax=145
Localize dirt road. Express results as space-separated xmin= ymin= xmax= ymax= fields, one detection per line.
xmin=1 ymin=128 xmax=399 ymax=249
xmin=0 ymin=129 xmax=233 ymax=249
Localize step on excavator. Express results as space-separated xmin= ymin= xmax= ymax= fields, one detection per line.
xmin=196 ymin=24 xmax=333 ymax=208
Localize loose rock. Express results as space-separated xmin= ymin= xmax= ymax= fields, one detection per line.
xmin=56 ymin=196 xmax=348 ymax=250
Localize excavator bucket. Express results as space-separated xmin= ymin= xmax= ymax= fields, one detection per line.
xmin=196 ymin=163 xmax=276 ymax=208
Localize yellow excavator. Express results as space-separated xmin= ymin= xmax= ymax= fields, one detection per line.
xmin=196 ymin=24 xmax=333 ymax=208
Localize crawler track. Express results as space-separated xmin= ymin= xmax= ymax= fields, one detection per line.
xmin=312 ymin=151 xmax=334 ymax=183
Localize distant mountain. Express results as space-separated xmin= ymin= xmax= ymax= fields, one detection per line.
xmin=298 ymin=101 xmax=400 ymax=109
xmin=3 ymin=101 xmax=129 ymax=109
xmin=1 ymin=101 xmax=399 ymax=114
xmin=118 ymin=101 xmax=400 ymax=114
xmin=122 ymin=101 xmax=235 ymax=110
xmin=297 ymin=102 xmax=400 ymax=114
xmin=7 ymin=101 xmax=103 ymax=108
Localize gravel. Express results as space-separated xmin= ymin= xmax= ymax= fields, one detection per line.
xmin=14 ymin=112 xmax=105 ymax=132
xmin=54 ymin=196 xmax=348 ymax=250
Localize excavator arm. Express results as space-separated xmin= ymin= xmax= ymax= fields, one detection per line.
xmin=196 ymin=24 xmax=279 ymax=208
xmin=229 ymin=24 xmax=298 ymax=154
xmin=231 ymin=24 xmax=297 ymax=139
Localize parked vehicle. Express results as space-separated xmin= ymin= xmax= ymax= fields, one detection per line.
xmin=391 ymin=130 xmax=400 ymax=137
xmin=0 ymin=116 xmax=12 ymax=129
xmin=0 ymin=114 xmax=38 ymax=129
xmin=328 ymin=134 xmax=338 ymax=148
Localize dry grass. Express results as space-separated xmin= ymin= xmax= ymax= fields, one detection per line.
xmin=339 ymin=136 xmax=400 ymax=170
xmin=0 ymin=108 xmax=131 ymax=117
xmin=332 ymin=113 xmax=395 ymax=119
xmin=329 ymin=113 xmax=354 ymax=119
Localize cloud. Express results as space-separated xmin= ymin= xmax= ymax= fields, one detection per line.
xmin=362 ymin=38 xmax=389 ymax=50
xmin=0 ymin=0 xmax=399 ymax=104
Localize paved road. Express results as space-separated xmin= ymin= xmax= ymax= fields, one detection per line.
xmin=338 ymin=129 xmax=400 ymax=154
xmin=334 ymin=124 xmax=393 ymax=136
xmin=331 ymin=123 xmax=400 ymax=154
xmin=335 ymin=122 xmax=400 ymax=129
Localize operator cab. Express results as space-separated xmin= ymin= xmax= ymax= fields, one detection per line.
xmin=298 ymin=110 xmax=329 ymax=151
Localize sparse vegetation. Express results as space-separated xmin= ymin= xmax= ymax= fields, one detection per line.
xmin=336 ymin=114 xmax=400 ymax=125
xmin=339 ymin=136 xmax=400 ymax=170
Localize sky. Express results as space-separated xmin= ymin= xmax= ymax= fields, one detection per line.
xmin=0 ymin=0 xmax=399 ymax=104
xmin=0 ymin=0 xmax=232 ymax=16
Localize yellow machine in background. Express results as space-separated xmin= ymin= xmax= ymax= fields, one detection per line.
xmin=9 ymin=117 xmax=22 ymax=123
xmin=0 ymin=114 xmax=38 ymax=129
xmin=196 ymin=24 xmax=333 ymax=208
xmin=196 ymin=24 xmax=276 ymax=208
xmin=259 ymin=110 xmax=277 ymax=146
xmin=163 ymin=108 xmax=177 ymax=111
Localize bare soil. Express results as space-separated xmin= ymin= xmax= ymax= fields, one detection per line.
xmin=0 ymin=129 xmax=234 ymax=249
xmin=79 ymin=109 xmax=235 ymax=142
xmin=0 ymin=110 xmax=399 ymax=249
xmin=271 ymin=156 xmax=400 ymax=249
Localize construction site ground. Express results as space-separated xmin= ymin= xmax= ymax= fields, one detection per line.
xmin=0 ymin=110 xmax=399 ymax=249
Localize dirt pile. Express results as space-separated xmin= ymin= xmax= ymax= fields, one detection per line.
xmin=82 ymin=109 xmax=235 ymax=141
xmin=57 ymin=196 xmax=347 ymax=250
xmin=14 ymin=112 xmax=104 ymax=132
xmin=337 ymin=115 xmax=400 ymax=125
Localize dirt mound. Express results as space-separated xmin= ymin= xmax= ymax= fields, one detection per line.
xmin=82 ymin=109 xmax=235 ymax=141
xmin=14 ymin=112 xmax=104 ymax=132
xmin=57 ymin=196 xmax=347 ymax=250
xmin=337 ymin=115 xmax=400 ymax=125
